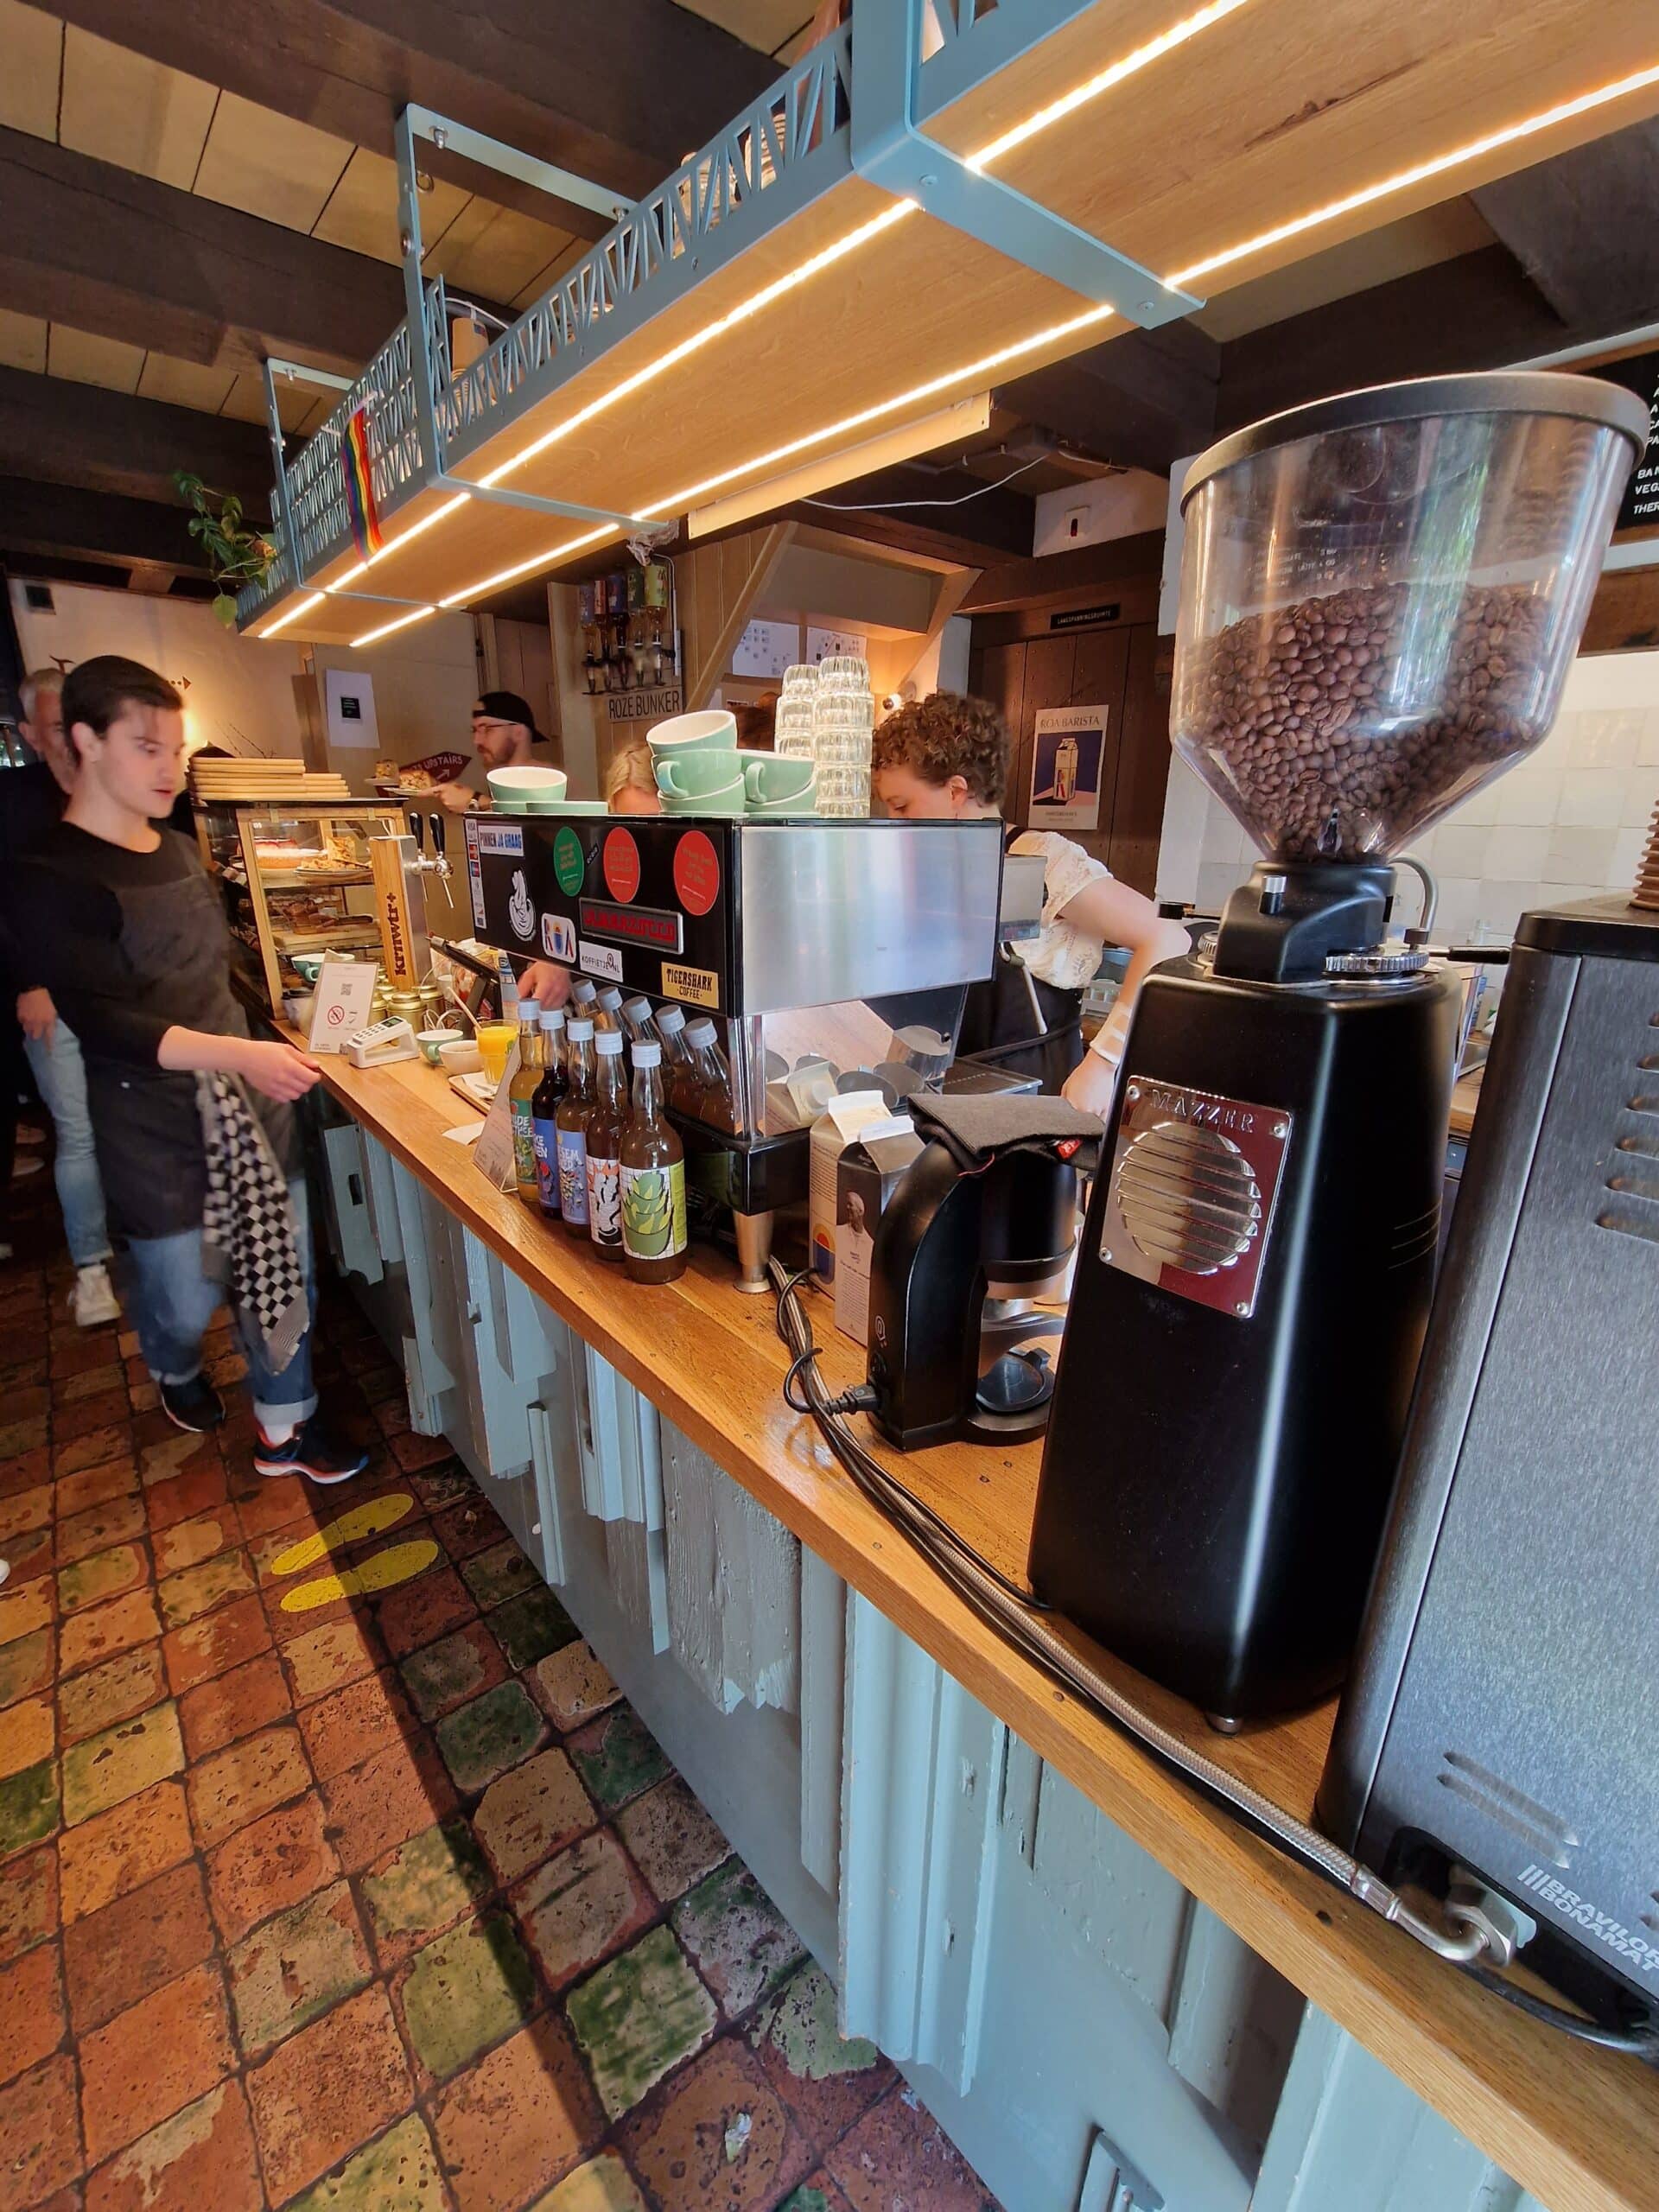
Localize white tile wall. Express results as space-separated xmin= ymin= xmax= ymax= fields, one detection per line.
xmin=1156 ymin=646 xmax=1659 ymax=938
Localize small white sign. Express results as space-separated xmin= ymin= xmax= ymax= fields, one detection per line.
xmin=1029 ymin=703 xmax=1109 ymax=831
xmin=579 ymin=939 xmax=624 ymax=982
xmin=475 ymin=823 xmax=524 ymax=855
xmin=306 ymin=957 xmax=378 ymax=1053
xmin=806 ymin=626 xmax=868 ymax=664
xmin=472 ymin=1045 xmax=520 ymax=1191
xmin=324 ymin=668 xmax=379 ymax=751
xmin=733 ymin=617 xmax=799 ymax=680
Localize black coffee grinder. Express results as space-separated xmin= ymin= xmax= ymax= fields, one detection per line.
xmin=866 ymin=1096 xmax=1095 ymax=1450
xmin=1028 ymin=372 xmax=1647 ymax=1727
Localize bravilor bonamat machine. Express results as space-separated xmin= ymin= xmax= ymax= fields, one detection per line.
xmin=1029 ymin=372 xmax=1647 ymax=1727
xmin=1319 ymin=898 xmax=1659 ymax=2022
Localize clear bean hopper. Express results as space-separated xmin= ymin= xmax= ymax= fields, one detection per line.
xmin=1173 ymin=370 xmax=1643 ymax=870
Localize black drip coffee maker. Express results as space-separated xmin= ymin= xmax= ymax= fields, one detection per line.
xmin=1029 ymin=372 xmax=1645 ymax=1726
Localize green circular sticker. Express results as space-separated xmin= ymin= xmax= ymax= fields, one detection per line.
xmin=552 ymin=825 xmax=586 ymax=895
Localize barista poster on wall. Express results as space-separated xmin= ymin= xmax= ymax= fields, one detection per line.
xmin=1029 ymin=705 xmax=1109 ymax=830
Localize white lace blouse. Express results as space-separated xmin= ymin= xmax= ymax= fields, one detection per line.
xmin=1007 ymin=830 xmax=1111 ymax=992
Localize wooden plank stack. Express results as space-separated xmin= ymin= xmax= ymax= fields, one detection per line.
xmin=188 ymin=756 xmax=353 ymax=803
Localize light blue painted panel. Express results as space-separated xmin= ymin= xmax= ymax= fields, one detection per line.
xmin=1255 ymin=2011 xmax=1545 ymax=2212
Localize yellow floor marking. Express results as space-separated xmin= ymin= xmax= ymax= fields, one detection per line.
xmin=270 ymin=1492 xmax=416 ymax=1578
xmin=278 ymin=1539 xmax=440 ymax=1613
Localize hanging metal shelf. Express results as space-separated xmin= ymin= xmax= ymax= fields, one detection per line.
xmin=238 ymin=0 xmax=1659 ymax=646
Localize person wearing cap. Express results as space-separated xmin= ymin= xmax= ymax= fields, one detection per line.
xmin=437 ymin=691 xmax=550 ymax=814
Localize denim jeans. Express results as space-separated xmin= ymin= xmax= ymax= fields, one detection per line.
xmin=124 ymin=1178 xmax=318 ymax=1433
xmin=22 ymin=1022 xmax=111 ymax=1268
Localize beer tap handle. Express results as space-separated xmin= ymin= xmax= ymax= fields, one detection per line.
xmin=429 ymin=813 xmax=448 ymax=877
xmin=406 ymin=810 xmax=425 ymax=851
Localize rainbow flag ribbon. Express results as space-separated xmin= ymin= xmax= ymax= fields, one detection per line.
xmin=341 ymin=406 xmax=382 ymax=557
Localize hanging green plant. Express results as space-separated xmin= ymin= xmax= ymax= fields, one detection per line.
xmin=172 ymin=470 xmax=277 ymax=626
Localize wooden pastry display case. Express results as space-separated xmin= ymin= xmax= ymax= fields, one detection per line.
xmin=193 ymin=798 xmax=404 ymax=1015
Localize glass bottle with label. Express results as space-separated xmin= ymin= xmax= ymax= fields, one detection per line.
xmin=585 ymin=1031 xmax=627 ymax=1261
xmin=621 ymin=1042 xmax=688 ymax=1283
xmin=531 ymin=1007 xmax=568 ymax=1218
xmin=556 ymin=1018 xmax=596 ymax=1237
xmin=683 ymin=1017 xmax=735 ymax=1131
xmin=506 ymin=999 xmax=543 ymax=1205
xmin=594 ymin=985 xmax=624 ymax=1033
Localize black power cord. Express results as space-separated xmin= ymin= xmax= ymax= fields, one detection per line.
xmin=772 ymin=1267 xmax=1659 ymax=2059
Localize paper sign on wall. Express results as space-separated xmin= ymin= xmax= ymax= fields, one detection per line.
xmin=1029 ymin=704 xmax=1109 ymax=831
xmin=806 ymin=626 xmax=868 ymax=664
xmin=324 ymin=668 xmax=379 ymax=751
xmin=732 ymin=618 xmax=799 ymax=680
xmin=307 ymin=957 xmax=379 ymax=1053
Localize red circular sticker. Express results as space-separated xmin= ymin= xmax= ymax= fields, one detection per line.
xmin=673 ymin=830 xmax=721 ymax=918
xmin=602 ymin=827 xmax=641 ymax=904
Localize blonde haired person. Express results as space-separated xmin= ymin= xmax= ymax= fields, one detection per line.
xmin=604 ymin=741 xmax=662 ymax=816
xmin=873 ymin=692 xmax=1188 ymax=1109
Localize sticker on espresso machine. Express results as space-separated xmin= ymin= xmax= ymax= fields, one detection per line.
xmin=659 ymin=962 xmax=719 ymax=1009
xmin=1098 ymin=1077 xmax=1290 ymax=1319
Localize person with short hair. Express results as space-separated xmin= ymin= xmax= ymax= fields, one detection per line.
xmin=15 ymin=656 xmax=365 ymax=1481
xmin=872 ymin=691 xmax=1189 ymax=1106
xmin=604 ymin=741 xmax=662 ymax=816
xmin=437 ymin=690 xmax=550 ymax=813
xmin=0 ymin=668 xmax=118 ymax=1316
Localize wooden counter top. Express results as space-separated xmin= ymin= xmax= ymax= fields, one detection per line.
xmin=308 ymin=1042 xmax=1656 ymax=2212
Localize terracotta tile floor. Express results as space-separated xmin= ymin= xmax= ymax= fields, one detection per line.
xmin=0 ymin=1164 xmax=1002 ymax=2212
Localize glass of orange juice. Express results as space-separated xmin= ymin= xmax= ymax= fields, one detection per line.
xmin=476 ymin=1022 xmax=517 ymax=1090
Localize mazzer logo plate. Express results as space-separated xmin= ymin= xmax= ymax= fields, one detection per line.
xmin=1100 ymin=1077 xmax=1291 ymax=1319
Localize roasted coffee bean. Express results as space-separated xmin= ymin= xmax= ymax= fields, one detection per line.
xmin=1178 ymin=581 xmax=1548 ymax=860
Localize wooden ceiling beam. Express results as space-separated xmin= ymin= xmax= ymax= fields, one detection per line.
xmin=995 ymin=322 xmax=1223 ymax=478
xmin=1471 ymin=118 xmax=1659 ymax=332
xmin=0 ymin=366 xmax=273 ymax=512
xmin=0 ymin=126 xmax=407 ymax=375
xmin=49 ymin=0 xmax=779 ymax=235
xmin=0 ymin=477 xmax=206 ymax=574
xmin=1211 ymin=243 xmax=1655 ymax=434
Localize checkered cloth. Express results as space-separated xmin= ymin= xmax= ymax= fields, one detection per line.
xmin=195 ymin=1072 xmax=309 ymax=1376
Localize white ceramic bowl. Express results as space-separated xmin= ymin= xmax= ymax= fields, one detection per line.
xmin=647 ymin=709 xmax=736 ymax=758
xmin=439 ymin=1037 xmax=483 ymax=1075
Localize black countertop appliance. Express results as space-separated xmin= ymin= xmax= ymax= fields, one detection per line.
xmin=1027 ymin=372 xmax=1649 ymax=1727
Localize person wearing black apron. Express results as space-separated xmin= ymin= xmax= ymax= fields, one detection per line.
xmin=871 ymin=694 xmax=1191 ymax=1105
xmin=16 ymin=658 xmax=365 ymax=1484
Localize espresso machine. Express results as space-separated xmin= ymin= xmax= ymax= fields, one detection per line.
xmin=1029 ymin=372 xmax=1648 ymax=1726
xmin=1319 ymin=897 xmax=1659 ymax=2019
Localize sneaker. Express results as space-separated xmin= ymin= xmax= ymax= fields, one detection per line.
xmin=0 ymin=1559 xmax=9 ymax=1588
xmin=161 ymin=1375 xmax=226 ymax=1433
xmin=71 ymin=1262 xmax=121 ymax=1327
xmin=10 ymin=1157 xmax=42 ymax=1179
xmin=253 ymin=1417 xmax=368 ymax=1487
xmin=16 ymin=1126 xmax=45 ymax=1147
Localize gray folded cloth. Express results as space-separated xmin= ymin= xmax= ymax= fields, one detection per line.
xmin=909 ymin=1092 xmax=1102 ymax=1170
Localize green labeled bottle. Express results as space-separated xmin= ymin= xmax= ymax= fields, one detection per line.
xmin=506 ymin=999 xmax=543 ymax=1205
xmin=621 ymin=1041 xmax=687 ymax=1284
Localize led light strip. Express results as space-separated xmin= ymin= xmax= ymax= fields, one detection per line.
xmin=1169 ymin=57 xmax=1659 ymax=288
xmin=345 ymin=41 xmax=1659 ymax=643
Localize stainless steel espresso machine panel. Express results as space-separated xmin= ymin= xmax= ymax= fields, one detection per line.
xmin=1320 ymin=899 xmax=1659 ymax=2011
xmin=1100 ymin=1078 xmax=1291 ymax=1319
